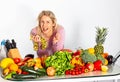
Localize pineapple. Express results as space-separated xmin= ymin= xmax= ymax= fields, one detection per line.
xmin=94 ymin=27 xmax=108 ymax=55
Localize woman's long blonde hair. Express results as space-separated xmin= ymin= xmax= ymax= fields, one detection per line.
xmin=36 ymin=10 xmax=57 ymax=36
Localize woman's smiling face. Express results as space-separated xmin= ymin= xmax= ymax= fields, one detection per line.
xmin=40 ymin=15 xmax=54 ymax=35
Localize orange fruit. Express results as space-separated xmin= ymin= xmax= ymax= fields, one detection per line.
xmin=8 ymin=63 xmax=18 ymax=72
xmin=102 ymin=53 xmax=108 ymax=58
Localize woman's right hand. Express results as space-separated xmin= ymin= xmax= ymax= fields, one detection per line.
xmin=32 ymin=35 xmax=41 ymax=42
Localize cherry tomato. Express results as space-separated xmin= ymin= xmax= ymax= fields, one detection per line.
xmin=72 ymin=50 xmax=81 ymax=56
xmin=71 ymin=71 xmax=75 ymax=75
xmin=65 ymin=70 xmax=70 ymax=75
xmin=78 ymin=70 xmax=82 ymax=74
xmin=81 ymin=66 xmax=85 ymax=73
xmin=75 ymin=71 xmax=79 ymax=75
xmin=13 ymin=58 xmax=21 ymax=64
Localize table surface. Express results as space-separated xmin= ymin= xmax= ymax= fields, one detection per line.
xmin=1 ymin=64 xmax=120 ymax=82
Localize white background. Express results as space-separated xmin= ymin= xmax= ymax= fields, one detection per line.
xmin=0 ymin=0 xmax=120 ymax=58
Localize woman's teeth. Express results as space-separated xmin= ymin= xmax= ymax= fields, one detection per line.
xmin=43 ymin=28 xmax=48 ymax=31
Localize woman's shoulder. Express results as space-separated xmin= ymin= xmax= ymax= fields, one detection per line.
xmin=55 ymin=25 xmax=64 ymax=32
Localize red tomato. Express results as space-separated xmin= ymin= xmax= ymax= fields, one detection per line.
xmin=71 ymin=71 xmax=75 ymax=75
xmin=22 ymin=71 xmax=29 ymax=74
xmin=65 ymin=70 xmax=70 ymax=75
xmin=75 ymin=68 xmax=79 ymax=72
xmin=13 ymin=58 xmax=21 ymax=64
xmin=81 ymin=66 xmax=85 ymax=73
xmin=72 ymin=50 xmax=81 ymax=56
xmin=78 ymin=70 xmax=82 ymax=74
xmin=75 ymin=71 xmax=79 ymax=75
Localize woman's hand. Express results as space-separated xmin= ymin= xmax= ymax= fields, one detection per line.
xmin=32 ymin=35 xmax=41 ymax=42
xmin=53 ymin=33 xmax=60 ymax=45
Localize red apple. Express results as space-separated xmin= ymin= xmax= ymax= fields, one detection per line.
xmin=85 ymin=62 xmax=94 ymax=72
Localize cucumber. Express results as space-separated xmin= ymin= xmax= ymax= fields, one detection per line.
xmin=36 ymin=68 xmax=46 ymax=73
xmin=12 ymin=74 xmax=38 ymax=79
xmin=20 ymin=66 xmax=46 ymax=76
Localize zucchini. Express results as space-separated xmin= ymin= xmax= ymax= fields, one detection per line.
xmin=12 ymin=74 xmax=38 ymax=79
xmin=36 ymin=68 xmax=46 ymax=73
xmin=20 ymin=66 xmax=46 ymax=76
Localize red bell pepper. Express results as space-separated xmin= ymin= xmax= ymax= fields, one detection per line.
xmin=93 ymin=60 xmax=102 ymax=71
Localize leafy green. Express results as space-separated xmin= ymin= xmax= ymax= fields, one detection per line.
xmin=45 ymin=51 xmax=73 ymax=75
xmin=96 ymin=53 xmax=105 ymax=64
xmin=81 ymin=50 xmax=97 ymax=63
xmin=81 ymin=49 xmax=105 ymax=64
xmin=4 ymin=71 xmax=16 ymax=79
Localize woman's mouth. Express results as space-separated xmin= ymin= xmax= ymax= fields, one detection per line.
xmin=43 ymin=28 xmax=48 ymax=32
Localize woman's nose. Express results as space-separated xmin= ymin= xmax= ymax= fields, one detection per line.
xmin=43 ymin=22 xmax=47 ymax=27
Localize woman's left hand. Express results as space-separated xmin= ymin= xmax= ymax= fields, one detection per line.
xmin=53 ymin=33 xmax=60 ymax=45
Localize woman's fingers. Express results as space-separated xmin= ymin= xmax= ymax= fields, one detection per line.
xmin=53 ymin=33 xmax=60 ymax=44
xmin=32 ymin=35 xmax=40 ymax=42
xmin=35 ymin=35 xmax=40 ymax=42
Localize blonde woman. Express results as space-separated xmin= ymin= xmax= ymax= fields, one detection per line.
xmin=30 ymin=10 xmax=65 ymax=57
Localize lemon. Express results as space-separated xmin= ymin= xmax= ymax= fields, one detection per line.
xmin=101 ymin=65 xmax=108 ymax=72
xmin=88 ymin=48 xmax=95 ymax=54
xmin=0 ymin=58 xmax=14 ymax=69
xmin=104 ymin=59 xmax=108 ymax=66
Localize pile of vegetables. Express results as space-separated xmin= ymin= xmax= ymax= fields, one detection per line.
xmin=81 ymin=50 xmax=97 ymax=63
xmin=81 ymin=49 xmax=105 ymax=64
xmin=45 ymin=51 xmax=74 ymax=75
xmin=0 ymin=48 xmax=114 ymax=80
xmin=0 ymin=56 xmax=47 ymax=80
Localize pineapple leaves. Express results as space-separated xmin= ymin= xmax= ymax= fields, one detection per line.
xmin=95 ymin=27 xmax=108 ymax=45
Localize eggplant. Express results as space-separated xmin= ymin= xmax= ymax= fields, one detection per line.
xmin=107 ymin=55 xmax=113 ymax=65
xmin=106 ymin=51 xmax=120 ymax=73
xmin=107 ymin=51 xmax=120 ymax=65
xmin=25 ymin=54 xmax=34 ymax=58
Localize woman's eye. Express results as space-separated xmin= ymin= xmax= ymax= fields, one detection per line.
xmin=41 ymin=21 xmax=44 ymax=23
xmin=47 ymin=21 xmax=50 ymax=23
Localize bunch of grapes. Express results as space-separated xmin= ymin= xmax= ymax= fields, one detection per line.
xmin=30 ymin=35 xmax=47 ymax=50
xmin=40 ymin=37 xmax=47 ymax=50
xmin=33 ymin=42 xmax=39 ymax=51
